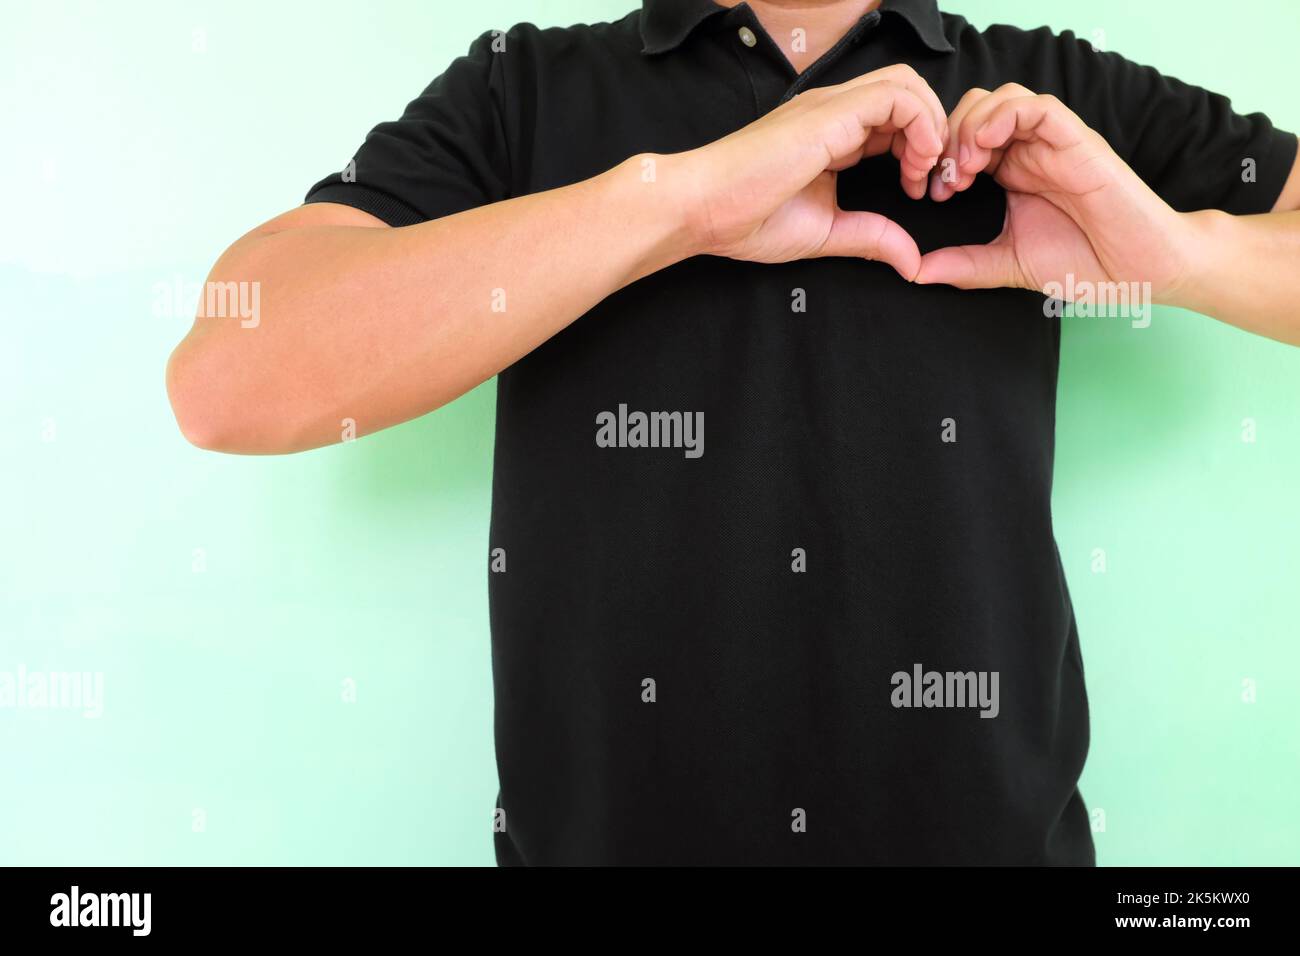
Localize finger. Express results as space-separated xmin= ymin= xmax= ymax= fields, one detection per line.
xmin=931 ymin=86 xmax=996 ymax=201
xmin=832 ymin=67 xmax=948 ymax=195
xmin=826 ymin=144 xmax=866 ymax=172
xmin=974 ymin=94 xmax=1087 ymax=154
xmin=817 ymin=209 xmax=922 ymax=281
xmin=816 ymin=64 xmax=949 ymax=147
xmin=892 ymin=131 xmax=938 ymax=198
xmin=955 ymin=82 xmax=1035 ymax=178
xmin=857 ymin=129 xmax=896 ymax=161
xmin=913 ymin=241 xmax=1020 ymax=290
xmin=810 ymin=81 xmax=944 ymax=187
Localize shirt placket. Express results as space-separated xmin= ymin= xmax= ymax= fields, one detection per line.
xmin=720 ymin=7 xmax=884 ymax=116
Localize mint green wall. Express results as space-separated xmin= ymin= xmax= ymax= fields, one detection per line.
xmin=2 ymin=0 xmax=1296 ymax=866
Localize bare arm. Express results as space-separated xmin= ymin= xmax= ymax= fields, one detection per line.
xmin=166 ymin=164 xmax=689 ymax=454
xmin=1172 ymin=206 xmax=1300 ymax=342
xmin=1155 ymin=152 xmax=1300 ymax=340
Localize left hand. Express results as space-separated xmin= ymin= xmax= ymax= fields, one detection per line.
xmin=916 ymin=83 xmax=1191 ymax=302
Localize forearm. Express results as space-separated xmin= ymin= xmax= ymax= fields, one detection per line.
xmin=167 ymin=154 xmax=692 ymax=454
xmin=1168 ymin=209 xmax=1300 ymax=346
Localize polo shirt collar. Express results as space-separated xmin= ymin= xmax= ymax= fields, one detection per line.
xmin=639 ymin=0 xmax=955 ymax=56
xmin=883 ymin=0 xmax=955 ymax=54
xmin=639 ymin=0 xmax=725 ymax=54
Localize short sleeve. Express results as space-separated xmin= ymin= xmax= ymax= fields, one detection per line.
xmin=1050 ymin=32 xmax=1297 ymax=215
xmin=304 ymin=31 xmax=511 ymax=226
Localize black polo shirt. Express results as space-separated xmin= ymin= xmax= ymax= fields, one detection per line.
xmin=306 ymin=0 xmax=1296 ymax=865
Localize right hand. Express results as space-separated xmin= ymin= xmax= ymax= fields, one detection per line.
xmin=668 ymin=65 xmax=947 ymax=279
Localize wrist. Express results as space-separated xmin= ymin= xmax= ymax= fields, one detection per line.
xmin=598 ymin=152 xmax=707 ymax=280
xmin=1161 ymin=208 xmax=1232 ymax=312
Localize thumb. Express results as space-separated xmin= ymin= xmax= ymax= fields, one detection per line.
xmin=817 ymin=209 xmax=921 ymax=281
xmin=914 ymin=241 xmax=1020 ymax=290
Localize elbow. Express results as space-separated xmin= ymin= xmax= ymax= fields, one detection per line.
xmin=166 ymin=339 xmax=253 ymax=453
xmin=166 ymin=338 xmax=318 ymax=455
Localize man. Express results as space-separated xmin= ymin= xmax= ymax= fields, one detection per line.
xmin=166 ymin=0 xmax=1300 ymax=865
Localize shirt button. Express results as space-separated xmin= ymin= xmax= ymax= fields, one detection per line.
xmin=738 ymin=26 xmax=758 ymax=48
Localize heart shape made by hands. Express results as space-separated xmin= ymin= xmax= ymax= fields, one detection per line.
xmin=836 ymin=153 xmax=1008 ymax=257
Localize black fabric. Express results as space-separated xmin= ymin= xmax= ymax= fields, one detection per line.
xmin=305 ymin=1 xmax=1296 ymax=865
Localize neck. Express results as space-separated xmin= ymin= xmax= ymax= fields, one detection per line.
xmin=726 ymin=0 xmax=882 ymax=72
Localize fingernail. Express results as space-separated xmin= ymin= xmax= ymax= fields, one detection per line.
xmin=958 ymin=144 xmax=970 ymax=167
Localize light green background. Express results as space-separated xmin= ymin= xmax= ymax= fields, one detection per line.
xmin=2 ymin=0 xmax=1297 ymax=866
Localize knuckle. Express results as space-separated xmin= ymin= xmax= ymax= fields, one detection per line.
xmin=955 ymin=87 xmax=989 ymax=111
